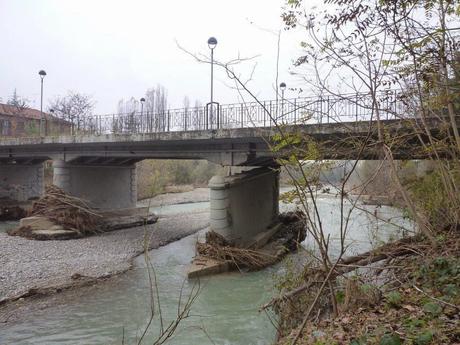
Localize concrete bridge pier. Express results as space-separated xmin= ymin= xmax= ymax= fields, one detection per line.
xmin=52 ymin=160 xmax=137 ymax=210
xmin=209 ymin=167 xmax=279 ymax=246
xmin=0 ymin=162 xmax=44 ymax=201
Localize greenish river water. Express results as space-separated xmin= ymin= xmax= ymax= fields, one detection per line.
xmin=0 ymin=193 xmax=413 ymax=345
xmin=0 ymin=221 xmax=18 ymax=233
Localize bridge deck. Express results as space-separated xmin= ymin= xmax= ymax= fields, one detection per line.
xmin=0 ymin=118 xmax=448 ymax=164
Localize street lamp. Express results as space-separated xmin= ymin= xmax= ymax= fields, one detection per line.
xmin=207 ymin=36 xmax=217 ymax=129
xmin=140 ymin=97 xmax=146 ymax=132
xmin=39 ymin=70 xmax=47 ymax=136
xmin=280 ymin=82 xmax=286 ymax=121
xmin=280 ymin=82 xmax=286 ymax=99
xmin=140 ymin=97 xmax=145 ymax=116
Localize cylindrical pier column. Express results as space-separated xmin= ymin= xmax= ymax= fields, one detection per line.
xmin=209 ymin=175 xmax=231 ymax=239
xmin=208 ymin=167 xmax=280 ymax=246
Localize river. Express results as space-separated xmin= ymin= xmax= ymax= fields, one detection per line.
xmin=0 ymin=191 xmax=413 ymax=345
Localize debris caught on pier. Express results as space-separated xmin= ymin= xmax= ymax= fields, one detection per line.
xmin=190 ymin=211 xmax=307 ymax=277
xmin=197 ymin=232 xmax=279 ymax=270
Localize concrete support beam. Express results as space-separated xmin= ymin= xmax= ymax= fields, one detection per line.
xmin=209 ymin=167 xmax=279 ymax=246
xmin=53 ymin=160 xmax=137 ymax=210
xmin=0 ymin=163 xmax=44 ymax=201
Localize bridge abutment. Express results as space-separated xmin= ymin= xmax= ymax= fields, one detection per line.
xmin=0 ymin=163 xmax=44 ymax=201
xmin=52 ymin=160 xmax=137 ymax=210
xmin=209 ymin=167 xmax=279 ymax=246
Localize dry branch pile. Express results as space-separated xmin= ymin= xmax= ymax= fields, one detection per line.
xmin=9 ymin=185 xmax=105 ymax=238
xmin=196 ymin=212 xmax=307 ymax=271
xmin=197 ymin=233 xmax=279 ymax=270
xmin=31 ymin=185 xmax=104 ymax=234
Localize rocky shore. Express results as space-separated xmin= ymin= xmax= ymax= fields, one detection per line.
xmin=0 ymin=207 xmax=209 ymax=307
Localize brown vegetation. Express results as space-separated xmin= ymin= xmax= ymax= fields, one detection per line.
xmin=8 ymin=185 xmax=104 ymax=238
xmin=274 ymin=229 xmax=460 ymax=344
xmin=136 ymin=159 xmax=224 ymax=200
xmin=197 ymin=238 xmax=279 ymax=270
xmin=196 ymin=212 xmax=307 ymax=271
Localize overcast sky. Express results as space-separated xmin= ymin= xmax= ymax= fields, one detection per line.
xmin=0 ymin=0 xmax=322 ymax=114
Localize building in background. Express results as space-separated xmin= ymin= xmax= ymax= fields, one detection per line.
xmin=0 ymin=103 xmax=71 ymax=137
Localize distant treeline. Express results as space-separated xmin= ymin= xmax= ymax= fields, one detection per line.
xmin=137 ymin=159 xmax=224 ymax=199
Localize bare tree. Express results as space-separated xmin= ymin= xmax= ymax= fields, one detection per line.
xmin=183 ymin=96 xmax=190 ymax=130
xmin=193 ymin=100 xmax=203 ymax=130
xmin=257 ymin=1 xmax=460 ymax=341
xmin=116 ymin=96 xmax=140 ymax=133
xmin=144 ymin=85 xmax=168 ymax=132
xmin=117 ymin=96 xmax=139 ymax=114
xmin=114 ymin=85 xmax=169 ymax=134
xmin=7 ymin=89 xmax=29 ymax=110
xmin=179 ymin=1 xmax=460 ymax=341
xmin=48 ymin=91 xmax=95 ymax=134
xmin=155 ymin=85 xmax=168 ymax=131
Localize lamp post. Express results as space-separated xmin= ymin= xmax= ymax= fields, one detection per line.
xmin=140 ymin=97 xmax=145 ymax=116
xmin=280 ymin=82 xmax=286 ymax=122
xmin=207 ymin=36 xmax=217 ymax=129
xmin=140 ymin=97 xmax=145 ymax=132
xmin=39 ymin=70 xmax=47 ymax=136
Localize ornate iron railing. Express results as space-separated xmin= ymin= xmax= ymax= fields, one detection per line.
xmin=72 ymin=90 xmax=404 ymax=135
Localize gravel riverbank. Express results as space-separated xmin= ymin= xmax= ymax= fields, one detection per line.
xmin=138 ymin=187 xmax=209 ymax=207
xmin=0 ymin=210 xmax=209 ymax=305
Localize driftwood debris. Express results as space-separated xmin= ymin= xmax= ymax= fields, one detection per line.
xmin=8 ymin=185 xmax=159 ymax=240
xmin=197 ymin=233 xmax=279 ymax=270
xmin=195 ymin=211 xmax=307 ymax=272
xmin=32 ymin=185 xmax=103 ymax=234
xmin=8 ymin=185 xmax=105 ymax=239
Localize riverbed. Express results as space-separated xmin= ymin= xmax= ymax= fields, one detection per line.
xmin=0 ymin=188 xmax=413 ymax=345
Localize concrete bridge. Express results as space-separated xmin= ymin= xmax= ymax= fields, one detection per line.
xmin=0 ymin=92 xmax=453 ymax=244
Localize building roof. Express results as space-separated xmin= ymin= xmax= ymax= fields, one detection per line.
xmin=0 ymin=103 xmax=60 ymax=121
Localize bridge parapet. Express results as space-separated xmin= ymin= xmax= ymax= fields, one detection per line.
xmin=72 ymin=91 xmax=401 ymax=136
xmin=0 ymin=91 xmax=402 ymax=140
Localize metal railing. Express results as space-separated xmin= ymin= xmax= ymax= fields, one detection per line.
xmin=71 ymin=91 xmax=404 ymax=136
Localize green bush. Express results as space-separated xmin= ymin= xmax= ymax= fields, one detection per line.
xmin=379 ymin=333 xmax=401 ymax=345
xmin=385 ymin=291 xmax=402 ymax=308
xmin=414 ymin=330 xmax=434 ymax=345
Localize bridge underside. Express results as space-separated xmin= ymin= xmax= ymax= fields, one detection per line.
xmin=0 ymin=120 xmax=453 ymax=168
